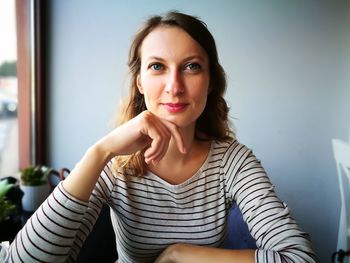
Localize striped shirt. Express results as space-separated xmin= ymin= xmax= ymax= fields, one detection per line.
xmin=9 ymin=139 xmax=318 ymax=262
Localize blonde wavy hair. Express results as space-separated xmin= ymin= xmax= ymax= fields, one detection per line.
xmin=114 ymin=11 xmax=233 ymax=176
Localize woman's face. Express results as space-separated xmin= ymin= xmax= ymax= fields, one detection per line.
xmin=137 ymin=26 xmax=210 ymax=129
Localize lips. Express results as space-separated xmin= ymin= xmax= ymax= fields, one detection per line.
xmin=162 ymin=103 xmax=188 ymax=113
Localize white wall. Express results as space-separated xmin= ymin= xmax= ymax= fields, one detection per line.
xmin=46 ymin=1 xmax=350 ymax=261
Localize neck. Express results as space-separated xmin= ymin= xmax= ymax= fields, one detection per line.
xmin=147 ymin=125 xmax=212 ymax=184
xmin=167 ymin=125 xmax=196 ymax=162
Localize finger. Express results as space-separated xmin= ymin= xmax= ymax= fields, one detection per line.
xmin=148 ymin=137 xmax=170 ymax=165
xmin=144 ymin=128 xmax=170 ymax=163
xmin=161 ymin=121 xmax=186 ymax=154
xmin=143 ymin=121 xmax=171 ymax=161
xmin=144 ymin=135 xmax=165 ymax=163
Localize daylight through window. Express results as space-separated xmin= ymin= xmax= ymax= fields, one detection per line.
xmin=0 ymin=0 xmax=19 ymax=179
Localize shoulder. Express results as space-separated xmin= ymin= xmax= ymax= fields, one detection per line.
xmin=210 ymin=139 xmax=254 ymax=177
xmin=212 ymin=139 xmax=251 ymax=160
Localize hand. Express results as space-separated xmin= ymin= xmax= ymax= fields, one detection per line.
xmin=97 ymin=111 xmax=186 ymax=164
xmin=63 ymin=111 xmax=186 ymax=201
xmin=155 ymin=244 xmax=181 ymax=263
xmin=155 ymin=243 xmax=255 ymax=263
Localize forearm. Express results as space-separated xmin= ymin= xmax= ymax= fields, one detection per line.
xmin=63 ymin=143 xmax=112 ymax=201
xmin=9 ymin=183 xmax=89 ymax=262
xmin=156 ymin=244 xmax=255 ymax=263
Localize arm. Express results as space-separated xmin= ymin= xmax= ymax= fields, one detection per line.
xmin=63 ymin=110 xmax=185 ymax=201
xmin=8 ymin=165 xmax=116 ymax=262
xmin=155 ymin=243 xmax=255 ymax=263
xmin=224 ymin=143 xmax=318 ymax=262
xmin=8 ymin=111 xmax=185 ymax=262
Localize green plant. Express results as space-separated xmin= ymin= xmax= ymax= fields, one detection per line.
xmin=0 ymin=199 xmax=16 ymax=223
xmin=0 ymin=180 xmax=14 ymax=199
xmin=20 ymin=165 xmax=51 ymax=186
xmin=0 ymin=180 xmax=16 ymax=223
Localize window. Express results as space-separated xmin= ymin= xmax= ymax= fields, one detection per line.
xmin=0 ymin=0 xmax=19 ymax=178
xmin=0 ymin=0 xmax=46 ymax=179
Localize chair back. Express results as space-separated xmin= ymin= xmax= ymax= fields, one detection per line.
xmin=47 ymin=168 xmax=70 ymax=191
xmin=332 ymin=139 xmax=350 ymax=253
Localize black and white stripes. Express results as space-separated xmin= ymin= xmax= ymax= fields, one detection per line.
xmin=8 ymin=140 xmax=318 ymax=263
xmin=9 ymin=183 xmax=88 ymax=262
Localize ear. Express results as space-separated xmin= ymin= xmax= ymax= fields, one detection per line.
xmin=136 ymin=75 xmax=144 ymax=94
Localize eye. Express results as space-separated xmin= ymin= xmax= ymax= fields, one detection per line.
xmin=185 ymin=62 xmax=201 ymax=72
xmin=149 ymin=63 xmax=164 ymax=71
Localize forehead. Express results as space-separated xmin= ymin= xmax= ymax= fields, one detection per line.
xmin=140 ymin=26 xmax=208 ymax=61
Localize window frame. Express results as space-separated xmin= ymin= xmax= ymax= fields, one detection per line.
xmin=16 ymin=0 xmax=45 ymax=168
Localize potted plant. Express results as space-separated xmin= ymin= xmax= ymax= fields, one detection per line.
xmin=0 ymin=180 xmax=16 ymax=223
xmin=0 ymin=178 xmax=22 ymax=242
xmin=20 ymin=165 xmax=52 ymax=212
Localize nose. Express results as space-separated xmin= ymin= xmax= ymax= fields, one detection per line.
xmin=164 ymin=69 xmax=184 ymax=95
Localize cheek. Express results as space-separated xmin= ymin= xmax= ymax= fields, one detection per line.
xmin=140 ymin=75 xmax=163 ymax=103
xmin=191 ymin=79 xmax=210 ymax=100
xmin=140 ymin=71 xmax=162 ymax=88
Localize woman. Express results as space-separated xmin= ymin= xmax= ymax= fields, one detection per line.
xmin=9 ymin=11 xmax=318 ymax=263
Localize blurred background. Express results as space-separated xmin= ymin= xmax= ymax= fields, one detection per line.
xmin=1 ymin=0 xmax=349 ymax=262
xmin=0 ymin=0 xmax=18 ymax=179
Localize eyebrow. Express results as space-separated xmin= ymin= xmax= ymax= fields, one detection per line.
xmin=145 ymin=55 xmax=206 ymax=63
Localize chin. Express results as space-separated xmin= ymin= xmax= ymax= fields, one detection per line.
xmin=151 ymin=108 xmax=201 ymax=128
xmin=162 ymin=115 xmax=197 ymax=129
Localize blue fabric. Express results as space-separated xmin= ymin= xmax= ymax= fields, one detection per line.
xmin=223 ymin=203 xmax=257 ymax=249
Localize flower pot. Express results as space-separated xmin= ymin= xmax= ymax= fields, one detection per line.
xmin=20 ymin=184 xmax=50 ymax=212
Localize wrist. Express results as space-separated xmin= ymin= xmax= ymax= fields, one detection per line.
xmin=89 ymin=139 xmax=114 ymax=164
xmin=166 ymin=244 xmax=185 ymax=263
xmin=62 ymin=141 xmax=113 ymax=202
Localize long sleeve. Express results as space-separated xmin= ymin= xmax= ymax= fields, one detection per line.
xmin=8 ymin=164 xmax=116 ymax=263
xmin=222 ymin=141 xmax=318 ymax=263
